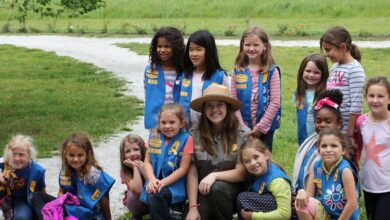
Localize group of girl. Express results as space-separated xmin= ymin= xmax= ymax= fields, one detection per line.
xmin=0 ymin=24 xmax=388 ymax=220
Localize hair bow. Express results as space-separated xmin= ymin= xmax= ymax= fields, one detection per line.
xmin=314 ymin=97 xmax=339 ymax=110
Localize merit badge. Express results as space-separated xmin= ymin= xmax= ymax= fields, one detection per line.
xmin=182 ymin=79 xmax=191 ymax=87
xmin=231 ymin=144 xmax=237 ymax=152
xmin=262 ymin=72 xmax=269 ymax=84
xmin=167 ymin=161 xmax=175 ymax=168
xmin=171 ymin=141 xmax=180 ymax=155
xmin=258 ymin=182 xmax=266 ymax=194
xmin=146 ymin=70 xmax=159 ymax=79
xmin=236 ymin=74 xmax=248 ymax=83
xmin=30 ymin=181 xmax=36 ymax=192
xmin=150 ymin=138 xmax=162 ymax=148
xmin=92 ymin=189 xmax=100 ymax=200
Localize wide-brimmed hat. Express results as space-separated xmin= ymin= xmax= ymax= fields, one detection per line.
xmin=190 ymin=84 xmax=242 ymax=112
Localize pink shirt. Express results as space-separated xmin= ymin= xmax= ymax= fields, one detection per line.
xmin=231 ymin=68 xmax=281 ymax=134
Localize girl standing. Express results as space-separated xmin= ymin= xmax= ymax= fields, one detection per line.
xmin=358 ymin=77 xmax=390 ymax=219
xmin=238 ymin=139 xmax=292 ymax=220
xmin=186 ymin=84 xmax=250 ymax=220
xmin=140 ymin=103 xmax=194 ymax=219
xmin=294 ymin=53 xmax=329 ymax=145
xmin=119 ymin=134 xmax=148 ymax=220
xmin=295 ymin=128 xmax=359 ymax=220
xmin=144 ymin=27 xmax=185 ymax=129
xmin=179 ymin=30 xmax=228 ymax=129
xmin=0 ymin=135 xmax=48 ymax=219
xmin=231 ymin=26 xmax=281 ymax=151
xmin=321 ymin=26 xmax=366 ymax=137
xmin=58 ymin=133 xmax=115 ymax=220
xmin=293 ymin=89 xmax=343 ymax=192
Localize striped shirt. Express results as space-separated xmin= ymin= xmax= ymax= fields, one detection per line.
xmin=327 ymin=59 xmax=366 ymax=133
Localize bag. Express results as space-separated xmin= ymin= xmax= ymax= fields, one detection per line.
xmin=237 ymin=192 xmax=277 ymax=213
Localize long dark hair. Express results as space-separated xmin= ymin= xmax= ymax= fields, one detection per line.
xmin=183 ymin=30 xmax=224 ymax=80
xmin=314 ymin=89 xmax=343 ymax=124
xmin=295 ymin=53 xmax=329 ymax=108
xmin=320 ymin=26 xmax=361 ymax=62
xmin=149 ymin=27 xmax=185 ymax=73
xmin=198 ymin=103 xmax=239 ymax=155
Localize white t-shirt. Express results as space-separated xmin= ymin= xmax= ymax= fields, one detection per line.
xmin=360 ymin=115 xmax=390 ymax=193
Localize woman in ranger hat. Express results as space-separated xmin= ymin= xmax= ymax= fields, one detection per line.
xmin=185 ymin=84 xmax=250 ymax=220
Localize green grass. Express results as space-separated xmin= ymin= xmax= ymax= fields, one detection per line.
xmin=0 ymin=45 xmax=142 ymax=157
xmin=0 ymin=0 xmax=389 ymax=39
xmin=117 ymin=42 xmax=385 ymax=219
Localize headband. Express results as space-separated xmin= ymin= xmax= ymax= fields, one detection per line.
xmin=314 ymin=97 xmax=339 ymax=110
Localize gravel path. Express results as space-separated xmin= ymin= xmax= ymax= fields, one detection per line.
xmin=1 ymin=35 xmax=389 ymax=218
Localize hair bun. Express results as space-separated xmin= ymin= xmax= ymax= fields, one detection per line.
xmin=317 ymin=89 xmax=343 ymax=105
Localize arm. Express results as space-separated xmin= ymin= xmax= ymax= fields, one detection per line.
xmin=346 ymin=65 xmax=365 ymax=136
xmin=100 ymin=195 xmax=112 ymax=220
xmin=159 ymin=154 xmax=192 ymax=191
xmin=186 ymin=164 xmax=201 ymax=220
xmin=198 ymin=163 xmax=246 ymax=195
xmin=251 ymin=178 xmax=292 ymax=220
xmin=230 ymin=72 xmax=245 ymax=124
xmin=57 ymin=188 xmax=64 ymax=197
xmin=127 ymin=166 xmax=143 ymax=195
xmin=338 ymin=168 xmax=358 ymax=220
xmin=295 ymin=169 xmax=316 ymax=209
xmin=254 ymin=69 xmax=281 ymax=134
xmin=144 ymin=152 xmax=159 ymax=193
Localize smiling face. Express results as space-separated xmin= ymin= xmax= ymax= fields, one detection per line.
xmin=243 ymin=34 xmax=266 ymax=64
xmin=241 ymin=147 xmax=269 ymax=177
xmin=159 ymin=110 xmax=183 ymax=139
xmin=156 ymin=37 xmax=173 ymax=63
xmin=322 ymin=42 xmax=345 ymax=64
xmin=65 ymin=144 xmax=88 ymax=173
xmin=303 ymin=61 xmax=322 ymax=90
xmin=314 ymin=108 xmax=342 ymax=133
xmin=188 ymin=42 xmax=206 ymax=70
xmin=204 ymin=101 xmax=227 ymax=126
xmin=11 ymin=147 xmax=30 ymax=170
xmin=366 ymin=84 xmax=390 ymax=118
xmin=123 ymin=142 xmax=142 ymax=161
xmin=318 ymin=134 xmax=345 ymax=169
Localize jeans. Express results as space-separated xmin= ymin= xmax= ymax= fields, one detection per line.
xmin=13 ymin=196 xmax=33 ymax=220
xmin=147 ymin=187 xmax=181 ymax=220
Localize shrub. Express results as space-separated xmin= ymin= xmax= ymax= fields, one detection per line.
xmin=224 ymin=25 xmax=236 ymax=36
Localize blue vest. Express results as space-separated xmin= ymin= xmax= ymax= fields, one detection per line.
xmin=313 ymin=159 xmax=359 ymax=220
xmin=251 ymin=162 xmax=291 ymax=193
xmin=234 ymin=65 xmax=281 ymax=130
xmin=144 ymin=64 xmax=182 ymax=129
xmin=295 ymin=92 xmax=309 ymax=146
xmin=179 ymin=69 xmax=225 ymax=126
xmin=141 ymin=131 xmax=190 ymax=204
xmin=59 ymin=169 xmax=115 ymax=219
xmin=0 ymin=161 xmax=45 ymax=205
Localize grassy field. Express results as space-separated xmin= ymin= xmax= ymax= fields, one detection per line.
xmin=0 ymin=0 xmax=389 ymax=39
xmin=0 ymin=45 xmax=142 ymax=157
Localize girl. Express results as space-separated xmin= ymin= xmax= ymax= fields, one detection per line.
xmin=58 ymin=133 xmax=115 ymax=220
xmin=293 ymin=89 xmax=343 ymax=192
xmin=358 ymin=76 xmax=390 ymax=219
xmin=295 ymin=128 xmax=359 ymax=220
xmin=179 ymin=30 xmax=228 ymax=129
xmin=321 ymin=26 xmax=366 ymax=138
xmin=237 ymin=138 xmax=292 ymax=220
xmin=140 ymin=103 xmax=194 ymax=219
xmin=231 ymin=26 xmax=281 ymax=151
xmin=294 ymin=53 xmax=329 ymax=145
xmin=0 ymin=135 xmax=49 ymax=220
xmin=186 ymin=84 xmax=250 ymax=220
xmin=144 ymin=27 xmax=185 ymax=129
xmin=119 ymin=134 xmax=148 ymax=220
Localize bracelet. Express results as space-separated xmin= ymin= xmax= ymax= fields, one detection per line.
xmin=189 ymin=204 xmax=200 ymax=209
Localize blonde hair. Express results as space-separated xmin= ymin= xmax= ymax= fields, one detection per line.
xmin=3 ymin=135 xmax=37 ymax=168
xmin=119 ymin=134 xmax=146 ymax=178
xmin=60 ymin=133 xmax=102 ymax=177
xmin=235 ymin=26 xmax=275 ymax=71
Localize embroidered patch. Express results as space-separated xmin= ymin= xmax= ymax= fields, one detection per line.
xmin=195 ymin=145 xmax=201 ymax=150
xmin=149 ymin=148 xmax=161 ymax=155
xmin=60 ymin=175 xmax=72 ymax=186
xmin=146 ymin=70 xmax=159 ymax=79
xmin=150 ymin=138 xmax=162 ymax=148
xmin=30 ymin=181 xmax=36 ymax=192
xmin=92 ymin=189 xmax=100 ymax=200
xmin=147 ymin=79 xmax=158 ymax=85
xmin=182 ymin=79 xmax=191 ymax=87
xmin=236 ymin=74 xmax=248 ymax=83
xmin=180 ymin=91 xmax=188 ymax=97
xmin=231 ymin=144 xmax=237 ymax=152
xmin=258 ymin=182 xmax=266 ymax=194
xmin=167 ymin=161 xmax=175 ymax=168
xmin=171 ymin=140 xmax=180 ymax=155
xmin=262 ymin=72 xmax=269 ymax=84
xmin=236 ymin=84 xmax=247 ymax=89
